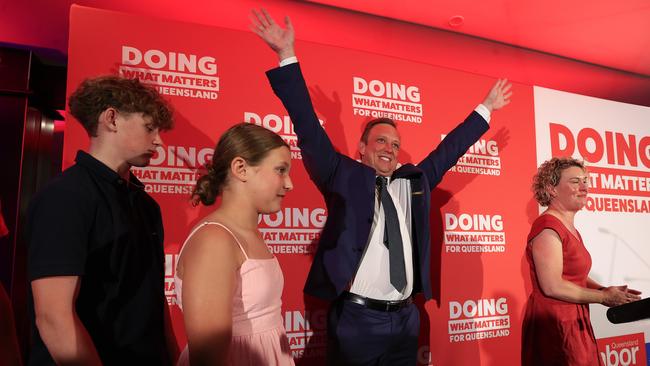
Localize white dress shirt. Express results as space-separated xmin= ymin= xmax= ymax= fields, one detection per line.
xmin=350 ymin=176 xmax=415 ymax=300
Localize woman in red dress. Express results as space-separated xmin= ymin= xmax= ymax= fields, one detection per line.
xmin=522 ymin=157 xmax=642 ymax=366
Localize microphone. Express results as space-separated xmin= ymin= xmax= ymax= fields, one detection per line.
xmin=606 ymin=298 xmax=650 ymax=324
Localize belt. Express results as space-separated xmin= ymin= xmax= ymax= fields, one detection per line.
xmin=342 ymin=291 xmax=412 ymax=312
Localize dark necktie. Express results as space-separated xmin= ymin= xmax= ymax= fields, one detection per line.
xmin=376 ymin=176 xmax=407 ymax=292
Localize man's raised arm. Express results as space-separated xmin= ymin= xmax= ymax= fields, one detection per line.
xmin=251 ymin=9 xmax=340 ymax=187
xmin=418 ymin=78 xmax=512 ymax=189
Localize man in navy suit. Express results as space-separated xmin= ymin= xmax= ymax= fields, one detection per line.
xmin=253 ymin=9 xmax=512 ymax=366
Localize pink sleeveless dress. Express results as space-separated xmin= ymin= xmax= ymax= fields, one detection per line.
xmin=174 ymin=222 xmax=295 ymax=366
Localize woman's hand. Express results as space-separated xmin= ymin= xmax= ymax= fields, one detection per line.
xmin=601 ymin=285 xmax=642 ymax=307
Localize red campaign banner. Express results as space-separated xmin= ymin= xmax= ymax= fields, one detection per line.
xmin=67 ymin=5 xmax=537 ymax=365
xmin=596 ymin=333 xmax=647 ymax=366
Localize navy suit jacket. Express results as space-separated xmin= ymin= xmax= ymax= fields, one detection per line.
xmin=266 ymin=63 xmax=489 ymax=301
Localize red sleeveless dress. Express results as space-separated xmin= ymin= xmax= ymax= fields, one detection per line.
xmin=521 ymin=214 xmax=603 ymax=366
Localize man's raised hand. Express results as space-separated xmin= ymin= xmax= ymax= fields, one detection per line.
xmin=482 ymin=79 xmax=513 ymax=113
xmin=250 ymin=9 xmax=295 ymax=60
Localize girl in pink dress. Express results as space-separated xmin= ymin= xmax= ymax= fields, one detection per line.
xmin=174 ymin=123 xmax=295 ymax=366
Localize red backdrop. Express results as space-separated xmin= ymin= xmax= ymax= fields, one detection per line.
xmin=64 ymin=5 xmax=649 ymax=366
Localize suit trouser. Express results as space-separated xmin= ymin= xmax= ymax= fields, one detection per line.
xmin=326 ymin=296 xmax=420 ymax=366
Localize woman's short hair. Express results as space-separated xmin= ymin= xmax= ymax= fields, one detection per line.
xmin=192 ymin=123 xmax=289 ymax=206
xmin=532 ymin=157 xmax=585 ymax=206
